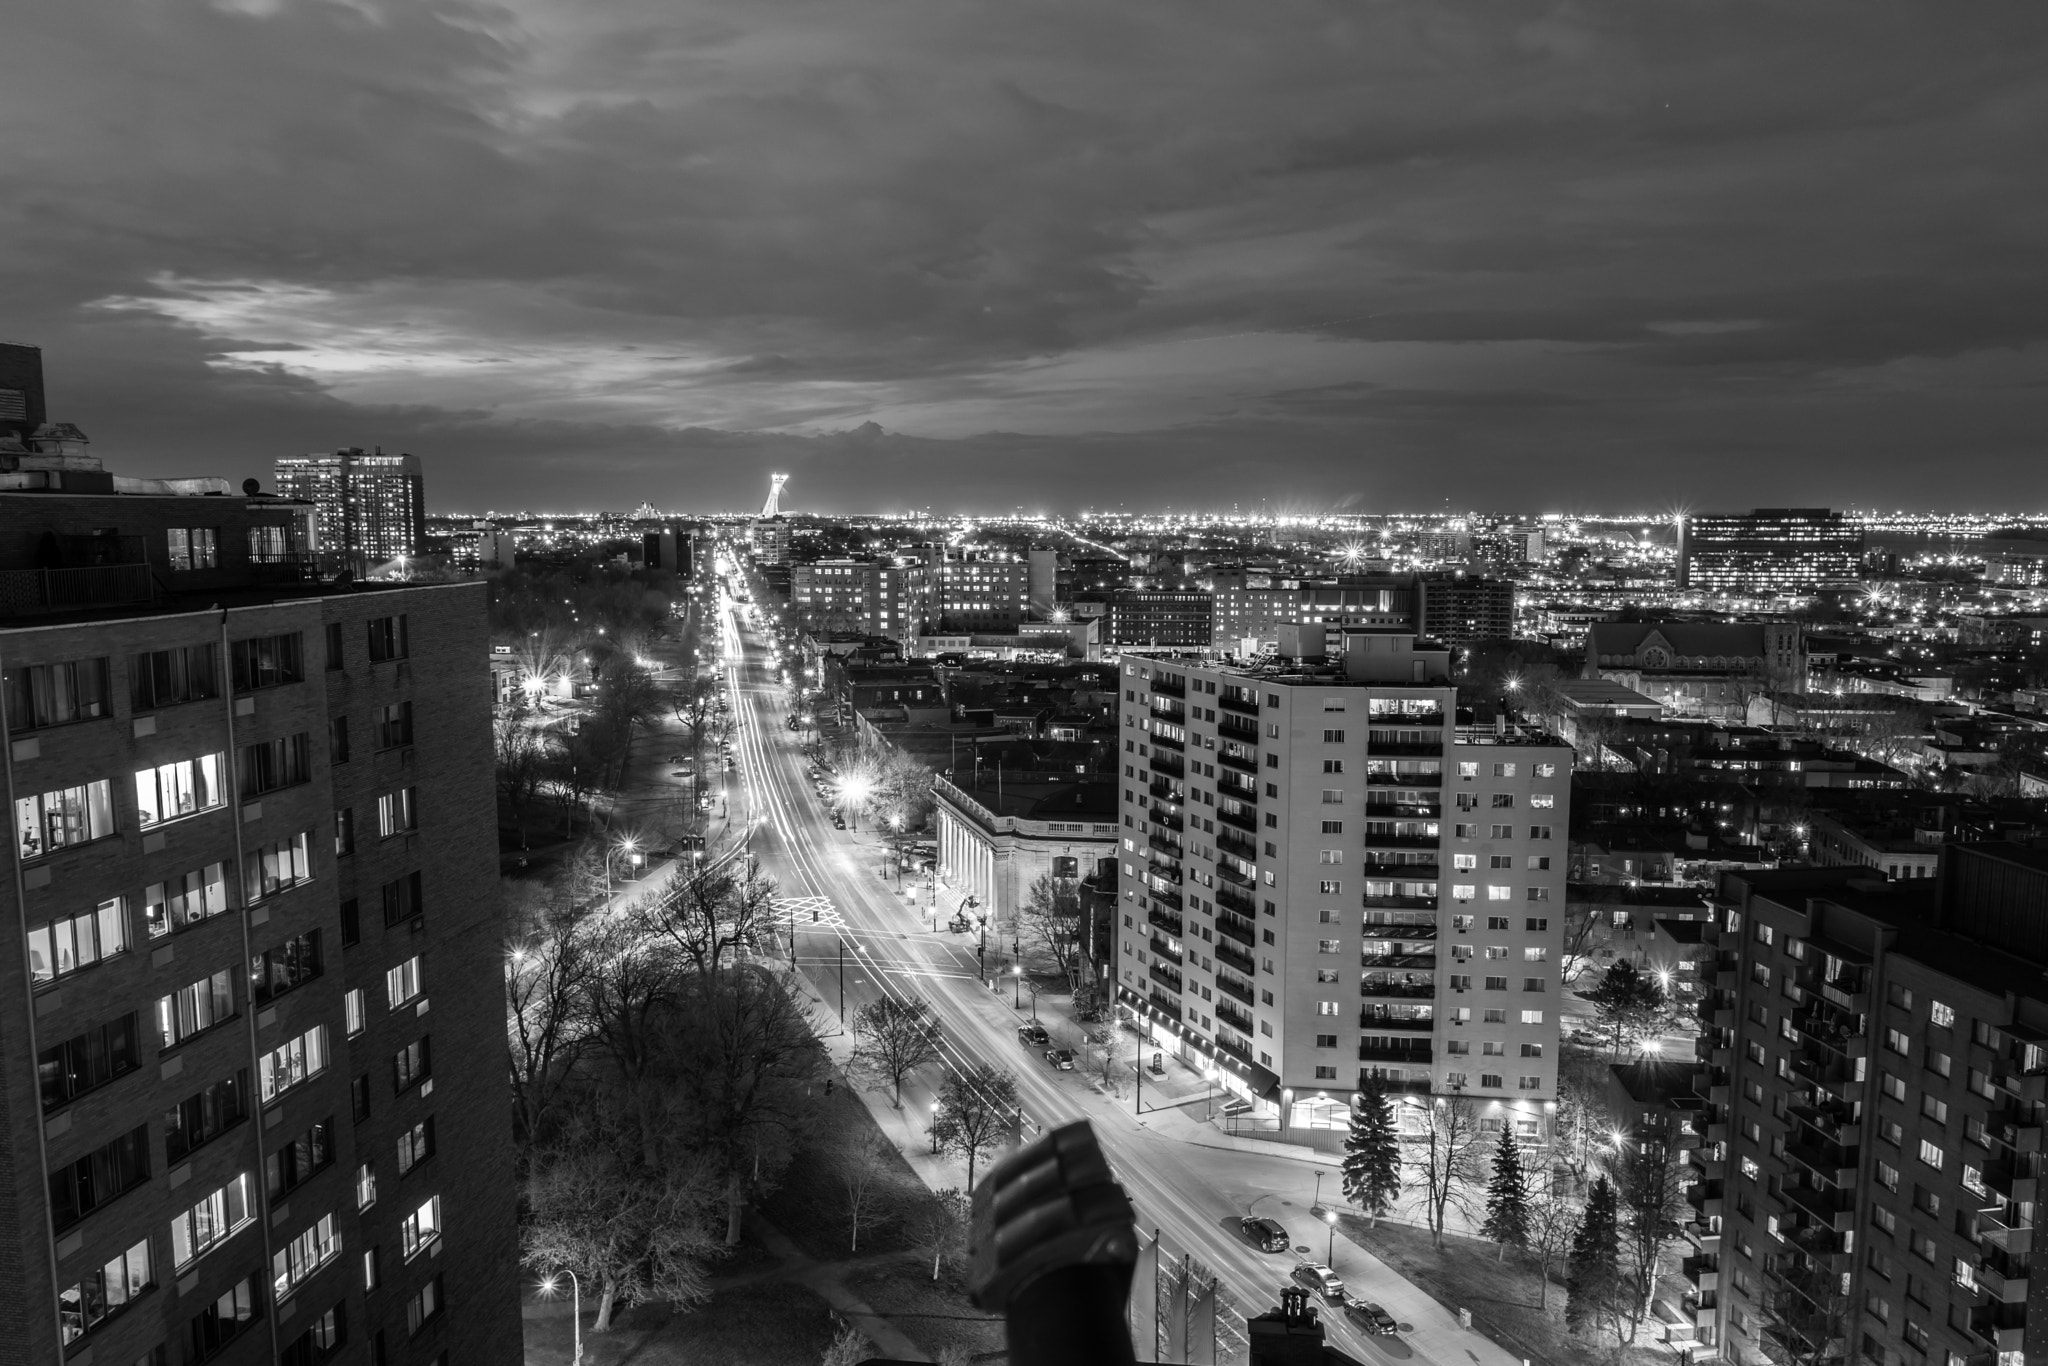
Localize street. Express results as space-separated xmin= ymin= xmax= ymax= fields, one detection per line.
xmin=710 ymin=589 xmax=1522 ymax=1366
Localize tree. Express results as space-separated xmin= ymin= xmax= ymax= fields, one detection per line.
xmin=1587 ymin=959 xmax=1666 ymax=1059
xmin=1480 ymin=1128 xmax=1530 ymax=1259
xmin=577 ymin=916 xmax=684 ymax=1169
xmin=834 ymin=1129 xmax=893 ymax=1253
xmin=1409 ymin=1094 xmax=1485 ymax=1250
xmin=662 ymin=964 xmax=830 ymax=1245
xmin=1554 ymin=1045 xmax=1618 ymax=1191
xmin=521 ymin=1099 xmax=724 ymax=1331
xmin=847 ymin=998 xmax=943 ymax=1106
xmin=1558 ymin=899 xmax=1602 ymax=987
xmin=505 ymin=879 xmax=594 ymax=1148
xmin=819 ymin=1325 xmax=871 ymax=1366
xmin=1759 ymin=1240 xmax=1854 ymax=1366
xmin=633 ymin=857 xmax=777 ymax=977
xmin=928 ymin=1064 xmax=1019 ymax=1191
xmin=1614 ymin=1132 xmax=1692 ymax=1342
xmin=494 ymin=709 xmax=551 ymax=835
xmin=1525 ymin=1174 xmax=1580 ymax=1310
xmin=1086 ymin=1020 xmax=1129 ymax=1096
xmin=1340 ymin=1077 xmax=1402 ymax=1225
xmin=1020 ymin=873 xmax=1084 ymax=992
xmin=671 ymin=676 xmax=728 ymax=774
xmin=1565 ymin=1175 xmax=1624 ymax=1343
xmin=912 ymin=1188 xmax=972 ymax=1281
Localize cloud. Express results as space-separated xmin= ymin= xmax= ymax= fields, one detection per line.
xmin=5 ymin=0 xmax=2048 ymax=510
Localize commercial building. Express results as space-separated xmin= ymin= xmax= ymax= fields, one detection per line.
xmin=1111 ymin=631 xmax=1572 ymax=1146
xmin=1 ymin=442 xmax=518 ymax=1366
xmin=1 ymin=342 xmax=49 ymax=442
xmin=932 ymin=774 xmax=1119 ymax=970
xmin=1093 ymin=590 xmax=1215 ymax=652
xmin=273 ymin=451 xmax=427 ymax=575
xmin=920 ymin=555 xmax=1031 ymax=635
xmin=1677 ymin=509 xmax=1864 ymax=596
xmin=1679 ymin=845 xmax=2048 ymax=1365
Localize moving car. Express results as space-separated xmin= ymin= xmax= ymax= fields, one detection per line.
xmin=1017 ymin=1023 xmax=1050 ymax=1048
xmin=1341 ymin=1297 xmax=1397 ymax=1335
xmin=1238 ymin=1217 xmax=1290 ymax=1253
xmin=1289 ymin=1262 xmax=1346 ymax=1302
xmin=1043 ymin=1048 xmax=1075 ymax=1070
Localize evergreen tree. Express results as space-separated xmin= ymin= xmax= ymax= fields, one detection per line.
xmin=1565 ymin=1176 xmax=1623 ymax=1342
xmin=1341 ymin=1074 xmax=1403 ymax=1225
xmin=1480 ymin=1127 xmax=1530 ymax=1259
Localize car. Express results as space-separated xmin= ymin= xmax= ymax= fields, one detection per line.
xmin=1017 ymin=1023 xmax=1050 ymax=1048
xmin=1290 ymin=1263 xmax=1346 ymax=1302
xmin=1043 ymin=1048 xmax=1075 ymax=1070
xmin=1239 ymin=1217 xmax=1290 ymax=1254
xmin=1341 ymin=1297 xmax=1397 ymax=1335
xmin=831 ymin=815 xmax=845 ymax=829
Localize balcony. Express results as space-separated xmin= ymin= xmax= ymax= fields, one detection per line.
xmin=1149 ymin=887 xmax=1184 ymax=912
xmin=1358 ymin=1040 xmax=1433 ymax=1063
xmin=1216 ymin=1010 xmax=1254 ymax=1044
xmin=1997 ymin=1067 xmax=2048 ymax=1103
xmin=1217 ymin=828 xmax=1258 ymax=861
xmin=1147 ymin=779 xmax=1182 ymax=802
xmin=1360 ymin=977 xmax=1436 ymax=1000
xmin=1978 ymin=1252 xmax=2030 ymax=1305
xmin=1145 ymin=860 xmax=1183 ymax=886
xmin=1217 ymin=771 xmax=1258 ymax=801
xmin=1151 ymin=730 xmax=1185 ymax=753
xmin=1215 ymin=940 xmax=1254 ymax=975
xmin=1969 ymin=1303 xmax=2027 ymax=1354
xmin=1216 ymin=805 xmax=1257 ymax=833
xmin=1783 ymin=1182 xmax=1856 ymax=1233
xmin=1364 ymin=799 xmax=1441 ymax=820
xmin=1362 ymin=918 xmax=1438 ymax=940
xmin=1361 ymin=893 xmax=1436 ymax=910
xmin=1150 ymin=674 xmax=1185 ymax=698
xmin=1680 ymin=1254 xmax=1719 ymax=1296
xmin=1149 ymin=806 xmax=1185 ymax=832
xmin=1216 ymin=975 xmax=1254 ymax=1007
xmin=1147 ymin=908 xmax=1184 ymax=937
xmin=1218 ymin=748 xmax=1259 ymax=774
xmin=1377 ymin=706 xmax=1445 ymax=726
xmin=1148 ymin=991 xmax=1183 ymax=1022
xmin=1784 ymin=1133 xmax=1859 ymax=1187
xmin=1366 ymin=770 xmax=1442 ymax=788
xmin=1361 ymin=950 xmax=1436 ymax=971
xmin=1215 ymin=913 xmax=1256 ymax=948
xmin=1148 ymin=961 xmax=1184 ymax=992
xmin=1217 ymin=714 xmax=1259 ymax=742
xmin=1149 ymin=752 xmax=1186 ymax=779
xmin=1361 ymin=858 xmax=1439 ymax=878
xmin=1984 ymin=1155 xmax=2040 ymax=1203
xmin=1366 ymin=739 xmax=1444 ymax=757
xmin=1362 ymin=831 xmax=1438 ymax=850
xmin=1990 ymin=1104 xmax=2045 ymax=1154
xmin=0 ymin=562 xmax=155 ymax=617
xmin=1787 ymin=1100 xmax=1857 ymax=1145
xmin=1215 ymin=859 xmax=1255 ymax=888
xmin=1218 ymin=691 xmax=1258 ymax=716
xmin=1686 ymin=1179 xmax=1724 ymax=1222
xmin=1361 ymin=1071 xmax=1435 ymax=1095
xmin=1359 ymin=1010 xmax=1434 ymax=1032
xmin=1148 ymin=832 xmax=1184 ymax=859
xmin=1215 ymin=884 xmax=1257 ymax=917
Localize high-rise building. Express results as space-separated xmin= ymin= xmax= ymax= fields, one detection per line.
xmin=1416 ymin=574 xmax=1515 ymax=648
xmin=1112 ymin=631 xmax=1571 ymax=1146
xmin=2 ymin=445 xmax=519 ymax=1366
xmin=1681 ymin=845 xmax=2048 ymax=1365
xmin=274 ymin=450 xmax=427 ymax=574
xmin=1095 ymin=590 xmax=1214 ymax=651
xmin=1209 ymin=572 xmax=1512 ymax=652
xmin=1677 ymin=509 xmax=1864 ymax=596
xmin=0 ymin=342 xmax=49 ymax=442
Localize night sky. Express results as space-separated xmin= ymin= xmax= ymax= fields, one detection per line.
xmin=9 ymin=1 xmax=2048 ymax=514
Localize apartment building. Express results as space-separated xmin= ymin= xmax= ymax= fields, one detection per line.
xmin=1110 ymin=630 xmax=1571 ymax=1145
xmin=273 ymin=450 xmax=426 ymax=575
xmin=0 ymin=452 xmax=517 ymax=1366
xmin=1680 ymin=845 xmax=2048 ymax=1365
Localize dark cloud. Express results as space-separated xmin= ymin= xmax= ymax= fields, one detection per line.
xmin=5 ymin=0 xmax=2047 ymax=511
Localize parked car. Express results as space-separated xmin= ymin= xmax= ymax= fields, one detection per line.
xmin=1290 ymin=1263 xmax=1345 ymax=1302
xmin=831 ymin=815 xmax=845 ymax=829
xmin=1341 ymin=1297 xmax=1397 ymax=1335
xmin=1238 ymin=1217 xmax=1289 ymax=1253
xmin=1017 ymin=1023 xmax=1051 ymax=1048
xmin=1043 ymin=1048 xmax=1075 ymax=1070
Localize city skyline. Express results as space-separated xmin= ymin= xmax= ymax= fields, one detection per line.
xmin=9 ymin=1 xmax=2048 ymax=513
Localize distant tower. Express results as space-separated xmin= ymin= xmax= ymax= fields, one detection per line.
xmin=761 ymin=472 xmax=789 ymax=518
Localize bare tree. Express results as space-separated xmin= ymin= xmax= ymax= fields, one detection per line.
xmin=1409 ymin=1094 xmax=1486 ymax=1249
xmin=1758 ymin=1238 xmax=1854 ymax=1366
xmin=1021 ymin=873 xmax=1084 ymax=991
xmin=835 ymin=1129 xmax=894 ymax=1253
xmin=929 ymin=1064 xmax=1019 ymax=1191
xmin=495 ymin=709 xmax=551 ymax=835
xmin=505 ymin=878 xmax=594 ymax=1147
xmin=1613 ymin=1131 xmax=1692 ymax=1341
xmin=1554 ymin=1046 xmax=1617 ymax=1192
xmin=578 ymin=917 xmax=683 ymax=1168
xmin=633 ymin=856 xmax=777 ymax=976
xmin=912 ymin=1188 xmax=972 ymax=1282
xmin=1525 ymin=1171 xmax=1581 ymax=1310
xmin=521 ymin=1096 xmax=725 ymax=1330
xmin=1558 ymin=899 xmax=1602 ymax=988
xmin=847 ymin=998 xmax=943 ymax=1106
xmin=818 ymin=1325 xmax=871 ymax=1366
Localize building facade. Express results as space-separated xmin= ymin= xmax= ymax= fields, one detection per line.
xmin=932 ymin=776 xmax=1119 ymax=955
xmin=1677 ymin=509 xmax=1864 ymax=596
xmin=0 ymin=462 xmax=517 ymax=1366
xmin=273 ymin=451 xmax=427 ymax=575
xmin=1096 ymin=591 xmax=1215 ymax=652
xmin=1680 ymin=847 xmax=2048 ymax=1365
xmin=1111 ymin=631 xmax=1572 ymax=1145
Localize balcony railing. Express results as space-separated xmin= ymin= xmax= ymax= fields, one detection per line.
xmin=1151 ymin=676 xmax=1185 ymax=698
xmin=1363 ymin=918 xmax=1438 ymax=939
xmin=1218 ymin=749 xmax=1258 ymax=774
xmin=1215 ymin=884 xmax=1257 ymax=917
xmin=1149 ymin=887 xmax=1184 ymax=912
xmin=1361 ymin=858 xmax=1439 ymax=877
xmin=1215 ymin=914 xmax=1256 ymax=950
xmin=1217 ymin=691 xmax=1258 ymax=716
xmin=1147 ymin=779 xmax=1181 ymax=803
xmin=1151 ymin=730 xmax=1185 ymax=753
xmin=1217 ymin=714 xmax=1259 ymax=742
xmin=1215 ymin=940 xmax=1255 ymax=975
xmin=1147 ymin=908 xmax=1183 ymax=936
xmin=1216 ymin=976 xmax=1254 ymax=1006
xmin=1216 ymin=1006 xmax=1253 ymax=1038
xmin=1148 ymin=991 xmax=1183 ymax=1022
xmin=1782 ymin=1181 xmax=1856 ymax=1232
xmin=1148 ymin=961 xmax=1183 ymax=992
xmin=1150 ymin=936 xmax=1183 ymax=964
xmin=1361 ymin=951 xmax=1436 ymax=971
xmin=1361 ymin=894 xmax=1437 ymax=910
xmin=1148 ymin=832 xmax=1184 ymax=859
xmin=1366 ymin=740 xmax=1443 ymax=756
xmin=1362 ymin=831 xmax=1438 ymax=850
xmin=1149 ymin=752 xmax=1185 ymax=778
xmin=1216 ymin=806 xmax=1257 ymax=834
xmin=1215 ymin=859 xmax=1255 ymax=887
xmin=1358 ymin=1040 xmax=1432 ymax=1063
xmin=0 ymin=563 xmax=155 ymax=617
xmin=1148 ymin=805 xmax=1184 ymax=831
xmin=1217 ymin=828 xmax=1258 ymax=860
xmin=1360 ymin=977 xmax=1436 ymax=1000
xmin=1366 ymin=771 xmax=1442 ymax=788
xmin=1359 ymin=1011 xmax=1433 ymax=1032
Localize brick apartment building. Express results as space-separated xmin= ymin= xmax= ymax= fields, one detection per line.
xmin=1679 ymin=846 xmax=2048 ymax=1364
xmin=1112 ymin=630 xmax=1572 ymax=1147
xmin=1 ymin=436 xmax=517 ymax=1366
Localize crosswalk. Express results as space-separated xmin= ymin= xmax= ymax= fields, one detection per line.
xmin=770 ymin=894 xmax=844 ymax=929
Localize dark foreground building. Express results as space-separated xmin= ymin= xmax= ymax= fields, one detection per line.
xmin=1 ymin=438 xmax=517 ymax=1366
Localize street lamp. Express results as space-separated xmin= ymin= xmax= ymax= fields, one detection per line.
xmin=839 ymin=774 xmax=873 ymax=831
xmin=1012 ymin=963 xmax=1023 ymax=1008
xmin=537 ymin=1272 xmax=583 ymax=1366
xmin=1322 ymin=1209 xmax=1337 ymax=1267
xmin=604 ymin=838 xmax=639 ymax=898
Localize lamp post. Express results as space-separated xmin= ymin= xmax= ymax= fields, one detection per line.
xmin=1012 ymin=963 xmax=1022 ymax=1008
xmin=1323 ymin=1209 xmax=1337 ymax=1267
xmin=538 ymin=1272 xmax=583 ymax=1366
xmin=604 ymin=838 xmax=639 ymax=899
